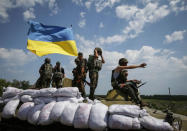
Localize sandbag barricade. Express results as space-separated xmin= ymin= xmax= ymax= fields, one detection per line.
xmin=0 ymin=87 xmax=174 ymax=131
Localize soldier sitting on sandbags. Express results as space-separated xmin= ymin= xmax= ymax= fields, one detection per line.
xmin=35 ymin=58 xmax=53 ymax=89
xmin=111 ymin=58 xmax=147 ymax=107
xmin=52 ymin=61 xmax=65 ymax=88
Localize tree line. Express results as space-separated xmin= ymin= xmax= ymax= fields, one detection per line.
xmin=0 ymin=78 xmax=32 ymax=96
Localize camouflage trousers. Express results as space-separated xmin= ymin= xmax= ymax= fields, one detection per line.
xmin=52 ymin=78 xmax=63 ymax=88
xmin=35 ymin=76 xmax=51 ymax=89
xmin=119 ymin=83 xmax=142 ymax=104
xmin=72 ymin=76 xmax=86 ymax=98
xmin=89 ymin=71 xmax=98 ymax=100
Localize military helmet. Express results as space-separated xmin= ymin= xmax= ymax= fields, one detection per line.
xmin=45 ymin=58 xmax=51 ymax=63
xmin=95 ymin=47 xmax=102 ymax=55
xmin=78 ymin=52 xmax=83 ymax=56
xmin=119 ymin=58 xmax=128 ymax=66
xmin=56 ymin=61 xmax=60 ymax=65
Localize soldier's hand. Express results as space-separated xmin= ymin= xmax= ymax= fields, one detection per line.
xmin=120 ymin=83 xmax=126 ymax=88
xmin=140 ymin=63 xmax=147 ymax=68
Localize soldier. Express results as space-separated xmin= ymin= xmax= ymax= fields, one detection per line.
xmin=52 ymin=61 xmax=65 ymax=88
xmin=111 ymin=58 xmax=147 ymax=107
xmin=35 ymin=58 xmax=53 ymax=88
xmin=87 ymin=48 xmax=105 ymax=100
xmin=72 ymin=52 xmax=87 ymax=98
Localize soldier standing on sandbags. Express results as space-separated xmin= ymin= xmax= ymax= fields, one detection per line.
xmin=87 ymin=48 xmax=105 ymax=100
xmin=35 ymin=58 xmax=53 ymax=88
xmin=111 ymin=58 xmax=146 ymax=107
xmin=52 ymin=61 xmax=65 ymax=88
xmin=72 ymin=52 xmax=87 ymax=98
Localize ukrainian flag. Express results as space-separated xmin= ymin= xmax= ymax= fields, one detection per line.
xmin=27 ymin=21 xmax=78 ymax=57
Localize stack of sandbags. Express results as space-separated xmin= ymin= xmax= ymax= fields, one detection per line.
xmin=108 ymin=104 xmax=146 ymax=130
xmin=108 ymin=104 xmax=173 ymax=131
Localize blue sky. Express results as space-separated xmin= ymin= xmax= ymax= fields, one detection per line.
xmin=0 ymin=0 xmax=187 ymax=95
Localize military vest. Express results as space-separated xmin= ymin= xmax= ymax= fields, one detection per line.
xmin=87 ymin=55 xmax=102 ymax=72
xmin=53 ymin=67 xmax=63 ymax=79
xmin=43 ymin=63 xmax=52 ymax=78
xmin=111 ymin=69 xmax=127 ymax=89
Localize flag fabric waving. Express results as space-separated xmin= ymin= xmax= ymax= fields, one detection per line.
xmin=27 ymin=21 xmax=78 ymax=57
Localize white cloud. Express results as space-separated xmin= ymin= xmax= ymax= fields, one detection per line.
xmin=0 ymin=0 xmax=59 ymax=22
xmin=164 ymin=30 xmax=186 ymax=44
xmin=99 ymin=22 xmax=104 ymax=28
xmin=0 ymin=48 xmax=37 ymax=66
xmin=23 ymin=8 xmax=36 ymax=21
xmin=169 ymin=0 xmax=187 ymax=13
xmin=80 ymin=12 xmax=86 ymax=18
xmin=78 ymin=19 xmax=86 ymax=28
xmin=72 ymin=0 xmax=120 ymax=12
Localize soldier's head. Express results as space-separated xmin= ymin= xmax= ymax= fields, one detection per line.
xmin=119 ymin=58 xmax=128 ymax=66
xmin=94 ymin=47 xmax=102 ymax=56
xmin=56 ymin=61 xmax=60 ymax=66
xmin=78 ymin=52 xmax=83 ymax=60
xmin=45 ymin=58 xmax=51 ymax=64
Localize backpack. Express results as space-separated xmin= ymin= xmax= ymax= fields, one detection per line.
xmin=88 ymin=55 xmax=102 ymax=71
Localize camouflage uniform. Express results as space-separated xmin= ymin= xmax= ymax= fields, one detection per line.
xmin=87 ymin=48 xmax=103 ymax=100
xmin=35 ymin=58 xmax=53 ymax=88
xmin=52 ymin=61 xmax=65 ymax=88
xmin=111 ymin=64 xmax=142 ymax=105
xmin=72 ymin=56 xmax=87 ymax=98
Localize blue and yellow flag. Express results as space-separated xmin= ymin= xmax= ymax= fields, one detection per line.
xmin=27 ymin=21 xmax=78 ymax=57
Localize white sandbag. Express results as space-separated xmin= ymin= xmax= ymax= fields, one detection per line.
xmin=53 ymin=87 xmax=80 ymax=97
xmin=73 ymin=103 xmax=92 ymax=129
xmin=60 ymin=102 xmax=79 ymax=126
xmin=140 ymin=115 xmax=173 ymax=131
xmin=21 ymin=95 xmax=33 ymax=103
xmin=39 ymin=88 xmax=57 ymax=97
xmin=50 ymin=101 xmax=69 ymax=121
xmin=17 ymin=102 xmax=34 ymax=120
xmin=109 ymin=114 xmax=141 ymax=130
xmin=57 ymin=96 xmax=84 ymax=103
xmin=34 ymin=97 xmax=56 ymax=104
xmin=109 ymin=104 xmax=148 ymax=117
xmin=2 ymin=99 xmax=20 ymax=119
xmin=20 ymin=89 xmax=40 ymax=97
xmin=2 ymin=87 xmax=22 ymax=99
xmin=3 ymin=95 xmax=19 ymax=104
xmin=38 ymin=101 xmax=56 ymax=125
xmin=89 ymin=103 xmax=108 ymax=131
xmin=27 ymin=103 xmax=45 ymax=125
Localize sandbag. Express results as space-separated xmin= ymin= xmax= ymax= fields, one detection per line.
xmin=2 ymin=87 xmax=22 ymax=99
xmin=20 ymin=95 xmax=33 ymax=103
xmin=27 ymin=103 xmax=45 ymax=125
xmin=50 ymin=101 xmax=69 ymax=121
xmin=38 ymin=101 xmax=56 ymax=125
xmin=17 ymin=102 xmax=34 ymax=120
xmin=57 ymin=96 xmax=84 ymax=103
xmin=73 ymin=103 xmax=92 ymax=129
xmin=60 ymin=102 xmax=79 ymax=126
xmin=88 ymin=103 xmax=108 ymax=131
xmin=3 ymin=95 xmax=19 ymax=104
xmin=39 ymin=88 xmax=57 ymax=97
xmin=53 ymin=87 xmax=80 ymax=97
xmin=2 ymin=99 xmax=20 ymax=119
xmin=109 ymin=104 xmax=148 ymax=117
xmin=140 ymin=115 xmax=173 ymax=131
xmin=109 ymin=114 xmax=141 ymax=130
xmin=20 ymin=89 xmax=40 ymax=97
xmin=34 ymin=97 xmax=56 ymax=104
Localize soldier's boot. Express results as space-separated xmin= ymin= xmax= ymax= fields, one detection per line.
xmin=89 ymin=86 xmax=96 ymax=100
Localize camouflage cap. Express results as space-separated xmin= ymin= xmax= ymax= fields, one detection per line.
xmin=78 ymin=52 xmax=83 ymax=56
xmin=95 ymin=47 xmax=102 ymax=55
xmin=56 ymin=61 xmax=60 ymax=65
xmin=119 ymin=58 xmax=128 ymax=66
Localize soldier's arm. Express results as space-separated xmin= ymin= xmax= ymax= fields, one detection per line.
xmin=94 ymin=49 xmax=99 ymax=58
xmin=101 ymin=54 xmax=105 ymax=63
xmin=116 ymin=63 xmax=147 ymax=71
xmin=61 ymin=67 xmax=65 ymax=77
xmin=39 ymin=64 xmax=44 ymax=74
